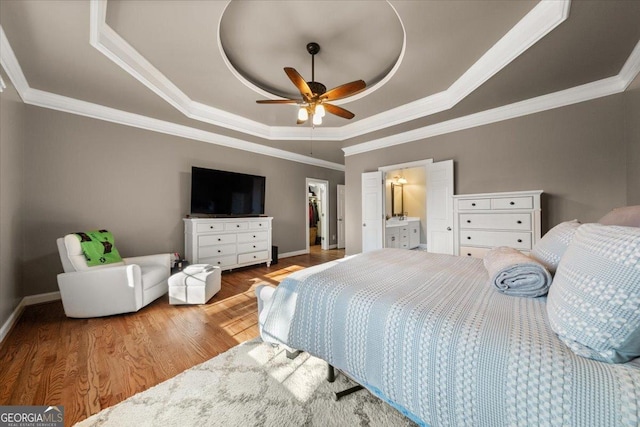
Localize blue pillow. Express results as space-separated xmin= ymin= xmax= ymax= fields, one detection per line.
xmin=547 ymin=223 xmax=640 ymax=363
xmin=530 ymin=220 xmax=580 ymax=274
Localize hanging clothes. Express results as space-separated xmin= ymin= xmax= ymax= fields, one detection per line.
xmin=309 ymin=198 xmax=320 ymax=227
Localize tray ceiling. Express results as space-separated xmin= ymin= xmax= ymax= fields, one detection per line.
xmin=1 ymin=0 xmax=639 ymax=168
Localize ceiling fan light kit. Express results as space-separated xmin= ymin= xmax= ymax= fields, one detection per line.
xmin=256 ymin=42 xmax=366 ymax=126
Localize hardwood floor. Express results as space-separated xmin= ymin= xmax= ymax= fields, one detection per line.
xmin=0 ymin=246 xmax=344 ymax=426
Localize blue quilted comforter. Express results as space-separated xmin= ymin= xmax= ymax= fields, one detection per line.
xmin=261 ymin=249 xmax=640 ymax=426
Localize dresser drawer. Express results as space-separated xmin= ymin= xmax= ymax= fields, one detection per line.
xmin=199 ymin=254 xmax=237 ymax=268
xmin=250 ymin=221 xmax=270 ymax=230
xmin=459 ymin=213 xmax=531 ymax=230
xmin=459 ymin=246 xmax=490 ymax=259
xmin=196 ymin=222 xmax=225 ymax=233
xmin=199 ymin=233 xmax=237 ymax=246
xmin=199 ymin=243 xmax=236 ymax=259
xmin=237 ymin=241 xmax=269 ymax=254
xmin=225 ymin=222 xmax=249 ymax=231
xmin=459 ymin=230 xmax=532 ymax=250
xmin=237 ymin=231 xmax=268 ymax=243
xmin=491 ymin=196 xmax=533 ymax=210
xmin=457 ymin=198 xmax=491 ymax=210
xmin=238 ymin=250 xmax=269 ymax=264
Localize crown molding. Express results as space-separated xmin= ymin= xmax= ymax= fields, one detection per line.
xmin=3 ymin=3 xmax=638 ymax=163
xmin=339 ymin=0 xmax=571 ymax=139
xmin=89 ymin=0 xmax=570 ymax=141
xmin=0 ymin=25 xmax=343 ymax=171
xmin=0 ymin=26 xmax=29 ymax=97
xmin=343 ymin=41 xmax=640 ymax=157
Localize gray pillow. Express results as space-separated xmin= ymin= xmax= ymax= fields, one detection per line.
xmin=547 ymin=223 xmax=640 ymax=363
xmin=530 ymin=220 xmax=581 ymax=274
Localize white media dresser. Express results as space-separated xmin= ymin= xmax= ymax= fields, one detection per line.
xmin=184 ymin=217 xmax=273 ymax=271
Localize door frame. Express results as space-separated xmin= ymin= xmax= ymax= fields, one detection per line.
xmin=305 ymin=178 xmax=329 ymax=252
xmin=337 ymin=184 xmax=345 ymax=249
xmin=378 ymin=159 xmax=434 ymax=247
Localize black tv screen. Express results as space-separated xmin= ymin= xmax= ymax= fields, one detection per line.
xmin=190 ymin=167 xmax=265 ymax=216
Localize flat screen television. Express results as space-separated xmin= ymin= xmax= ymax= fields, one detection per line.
xmin=190 ymin=167 xmax=265 ymax=216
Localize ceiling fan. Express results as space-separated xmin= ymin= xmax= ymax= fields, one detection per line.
xmin=256 ymin=42 xmax=366 ymax=125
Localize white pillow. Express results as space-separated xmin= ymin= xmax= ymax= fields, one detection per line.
xmin=530 ymin=220 xmax=581 ymax=274
xmin=547 ymin=223 xmax=640 ymax=363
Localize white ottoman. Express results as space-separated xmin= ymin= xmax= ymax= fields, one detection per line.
xmin=169 ymin=264 xmax=221 ymax=305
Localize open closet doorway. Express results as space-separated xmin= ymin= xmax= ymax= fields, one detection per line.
xmin=306 ymin=178 xmax=329 ymax=252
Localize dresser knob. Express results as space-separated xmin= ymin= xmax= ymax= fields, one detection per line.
xmin=253 ymin=245 xmax=256 ymax=248
xmin=467 ymin=236 xmax=471 ymax=240
xmin=517 ymin=220 xmax=522 ymax=224
xmin=510 ymin=201 xmax=515 ymax=205
xmin=237 ymin=224 xmax=240 ymax=228
xmin=517 ymin=239 xmax=522 ymax=243
xmin=471 ymin=203 xmax=476 ymax=206
xmin=217 ymin=250 xmax=221 ymax=253
xmin=253 ymin=235 xmax=256 ymax=238
xmin=466 ymin=220 xmax=471 ymax=223
xmin=210 ymin=226 xmax=213 ymax=229
xmin=217 ymin=238 xmax=221 ymax=241
xmin=467 ymin=253 xmax=472 ymax=256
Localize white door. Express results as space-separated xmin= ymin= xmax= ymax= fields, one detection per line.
xmin=426 ymin=160 xmax=454 ymax=254
xmin=361 ymin=171 xmax=383 ymax=252
xmin=337 ymin=184 xmax=346 ymax=249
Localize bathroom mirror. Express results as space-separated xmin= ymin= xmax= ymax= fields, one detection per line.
xmin=391 ymin=183 xmax=404 ymax=217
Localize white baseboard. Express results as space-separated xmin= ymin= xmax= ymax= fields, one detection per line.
xmin=279 ymin=249 xmax=308 ymax=259
xmin=0 ymin=291 xmax=61 ymax=345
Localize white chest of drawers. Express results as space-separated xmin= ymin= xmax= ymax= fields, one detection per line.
xmin=184 ymin=217 xmax=273 ymax=271
xmin=453 ymin=191 xmax=542 ymax=258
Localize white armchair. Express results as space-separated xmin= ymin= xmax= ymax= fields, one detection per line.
xmin=56 ymin=234 xmax=171 ymax=318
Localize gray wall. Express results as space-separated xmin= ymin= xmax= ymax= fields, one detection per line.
xmin=15 ymin=106 xmax=343 ymax=297
xmin=345 ymin=94 xmax=630 ymax=254
xmin=0 ymin=81 xmax=26 ymax=326
xmin=626 ymin=75 xmax=640 ymax=205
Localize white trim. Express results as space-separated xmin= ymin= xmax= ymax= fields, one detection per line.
xmin=87 ymin=0 xmax=570 ymax=141
xmin=279 ymin=249 xmax=309 ymax=259
xmin=343 ymin=50 xmax=639 ymax=157
xmin=0 ymin=26 xmax=29 ymax=98
xmin=2 ymin=4 xmax=638 ymax=159
xmin=0 ymin=74 xmax=6 ymax=92
xmin=0 ymin=292 xmax=61 ymax=345
xmin=340 ymin=0 xmax=571 ymax=139
xmin=23 ymin=291 xmax=61 ymax=306
xmin=0 ymin=301 xmax=25 ymax=345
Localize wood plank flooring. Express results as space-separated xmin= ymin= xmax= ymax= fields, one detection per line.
xmin=0 ymin=247 xmax=344 ymax=426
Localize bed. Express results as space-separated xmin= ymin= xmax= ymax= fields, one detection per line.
xmin=257 ymin=208 xmax=640 ymax=426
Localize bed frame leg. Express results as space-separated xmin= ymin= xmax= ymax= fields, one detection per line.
xmin=333 ymin=385 xmax=364 ymax=401
xmin=327 ymin=364 xmax=336 ymax=382
xmin=328 ymin=364 xmax=365 ymax=400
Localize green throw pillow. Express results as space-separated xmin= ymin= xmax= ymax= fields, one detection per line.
xmin=74 ymin=230 xmax=123 ymax=266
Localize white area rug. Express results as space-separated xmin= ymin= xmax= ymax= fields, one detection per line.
xmin=75 ymin=339 xmax=416 ymax=426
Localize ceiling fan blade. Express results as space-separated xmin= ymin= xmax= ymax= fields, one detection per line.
xmin=284 ymin=67 xmax=313 ymax=101
xmin=256 ymin=99 xmax=300 ymax=104
xmin=324 ymin=103 xmax=355 ymax=120
xmin=321 ymin=80 xmax=366 ymax=102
